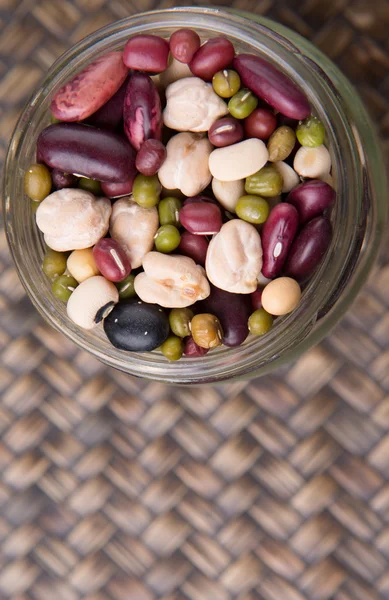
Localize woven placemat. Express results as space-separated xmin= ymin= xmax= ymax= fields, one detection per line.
xmin=1 ymin=1 xmax=389 ymax=598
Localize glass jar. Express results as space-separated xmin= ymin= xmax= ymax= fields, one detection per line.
xmin=3 ymin=7 xmax=387 ymax=384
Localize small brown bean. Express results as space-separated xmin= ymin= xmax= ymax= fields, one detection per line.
xmin=189 ymin=37 xmax=235 ymax=81
xmin=123 ymin=35 xmax=170 ymax=73
xmin=169 ymin=29 xmax=201 ymax=64
xmin=93 ymin=238 xmax=131 ymax=282
xmin=244 ymin=108 xmax=277 ymax=140
xmin=191 ymin=313 xmax=223 ymax=349
xmin=208 ymin=117 xmax=244 ymax=147
xmin=52 ymin=169 xmax=78 ymax=190
xmin=180 ymin=201 xmax=222 ymax=235
xmin=183 ymin=336 xmax=209 ymax=357
xmin=136 ymin=139 xmax=167 ymax=176
xmin=101 ymin=172 xmax=137 ymax=198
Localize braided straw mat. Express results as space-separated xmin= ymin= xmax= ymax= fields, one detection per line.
xmin=1 ymin=1 xmax=389 ymax=598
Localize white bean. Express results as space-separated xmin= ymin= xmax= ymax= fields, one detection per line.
xmin=205 ymin=220 xmax=263 ymax=294
xmin=209 ymin=139 xmax=268 ymax=182
xmin=211 ymin=178 xmax=245 ymax=213
xmin=67 ymin=276 xmax=118 ymax=329
xmin=274 ymin=161 xmax=300 ymax=193
xmin=293 ymin=145 xmax=331 ymax=179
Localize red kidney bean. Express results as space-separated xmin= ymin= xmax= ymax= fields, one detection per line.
xmin=51 ymin=51 xmax=128 ymax=122
xmin=124 ymin=74 xmax=162 ymax=151
xmin=93 ymin=238 xmax=131 ymax=282
xmin=184 ymin=195 xmax=218 ymax=206
xmin=84 ymin=75 xmax=129 ymax=131
xmin=284 ymin=216 xmax=332 ymax=281
xmin=101 ymin=170 xmax=137 ymax=198
xmin=123 ymin=35 xmax=170 ymax=73
xmin=189 ymin=38 xmax=235 ymax=81
xmin=170 ymin=29 xmax=201 ymax=64
xmin=183 ymin=336 xmax=209 ymax=357
xmin=37 ymin=123 xmax=136 ymax=183
xmin=51 ymin=169 xmax=78 ymax=190
xmin=261 ymin=203 xmax=299 ymax=279
xmin=251 ymin=287 xmax=263 ymax=311
xmin=135 ymin=139 xmax=167 ymax=176
xmin=233 ymin=54 xmax=311 ymax=120
xmin=178 ymin=232 xmax=209 ymax=266
xmin=286 ymin=180 xmax=336 ymax=223
xmin=198 ymin=284 xmax=251 ymax=347
xmin=244 ymin=108 xmax=277 ymax=140
xmin=208 ymin=117 xmax=244 ymax=147
xmin=180 ymin=202 xmax=222 ymax=235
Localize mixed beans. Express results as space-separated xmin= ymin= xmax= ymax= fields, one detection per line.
xmin=24 ymin=28 xmax=335 ymax=361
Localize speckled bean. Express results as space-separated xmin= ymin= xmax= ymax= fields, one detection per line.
xmin=51 ymin=52 xmax=128 ymax=122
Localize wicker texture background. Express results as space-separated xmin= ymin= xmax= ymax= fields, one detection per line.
xmin=1 ymin=0 xmax=389 ymax=598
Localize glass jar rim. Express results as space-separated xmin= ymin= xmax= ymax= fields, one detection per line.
xmin=3 ymin=7 xmax=385 ymax=383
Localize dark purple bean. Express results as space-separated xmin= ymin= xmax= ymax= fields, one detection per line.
xmin=124 ymin=74 xmax=162 ymax=151
xmin=51 ymin=51 xmax=128 ymax=122
xmin=135 ymin=139 xmax=167 ymax=176
xmin=123 ymin=35 xmax=170 ymax=73
xmin=93 ymin=238 xmax=131 ymax=282
xmin=180 ymin=202 xmax=222 ymax=235
xmin=233 ymin=54 xmax=310 ymax=120
xmin=244 ymin=108 xmax=277 ymax=140
xmin=37 ymin=123 xmax=136 ymax=183
xmin=51 ymin=169 xmax=78 ymax=190
xmin=169 ymin=29 xmax=201 ymax=64
xmin=286 ymin=180 xmax=336 ymax=223
xmin=101 ymin=171 xmax=137 ymax=198
xmin=251 ymin=287 xmax=263 ymax=311
xmin=284 ymin=216 xmax=332 ymax=281
xmin=84 ymin=75 xmax=129 ymax=131
xmin=178 ymin=232 xmax=209 ymax=266
xmin=198 ymin=284 xmax=251 ymax=347
xmin=277 ymin=114 xmax=298 ymax=129
xmin=208 ymin=117 xmax=244 ymax=147
xmin=261 ymin=203 xmax=299 ymax=279
xmin=189 ymin=38 xmax=235 ymax=81
xmin=183 ymin=336 xmax=209 ymax=357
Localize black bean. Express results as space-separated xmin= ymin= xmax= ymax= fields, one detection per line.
xmin=104 ymin=300 xmax=169 ymax=352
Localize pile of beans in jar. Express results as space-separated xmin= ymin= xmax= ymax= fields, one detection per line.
xmin=24 ymin=30 xmax=335 ymax=361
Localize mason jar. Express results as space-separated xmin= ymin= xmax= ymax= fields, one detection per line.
xmin=3 ymin=7 xmax=387 ymax=384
